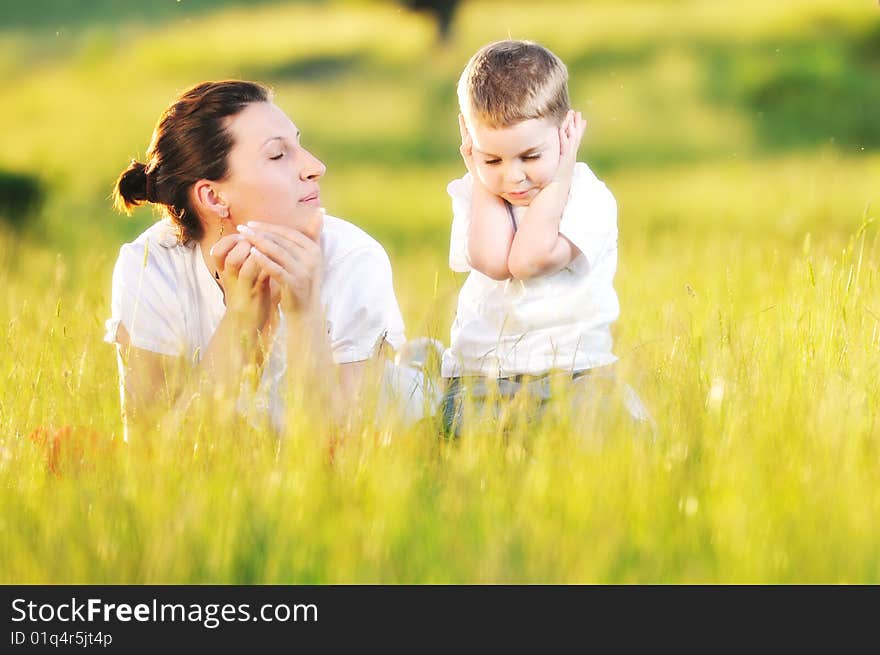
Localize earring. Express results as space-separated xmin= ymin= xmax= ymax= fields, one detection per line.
xmin=218 ymin=208 xmax=229 ymax=237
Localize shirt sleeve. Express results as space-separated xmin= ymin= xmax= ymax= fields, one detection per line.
xmin=558 ymin=163 xmax=618 ymax=270
xmin=324 ymin=244 xmax=407 ymax=364
xmin=447 ymin=174 xmax=473 ymax=272
xmin=104 ymin=240 xmax=187 ymax=357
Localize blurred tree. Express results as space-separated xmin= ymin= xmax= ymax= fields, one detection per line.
xmin=399 ymin=0 xmax=459 ymax=41
xmin=0 ymin=170 xmax=44 ymax=230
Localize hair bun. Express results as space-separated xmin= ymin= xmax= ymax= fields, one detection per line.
xmin=113 ymin=160 xmax=150 ymax=214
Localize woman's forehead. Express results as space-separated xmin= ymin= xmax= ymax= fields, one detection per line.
xmin=229 ymin=102 xmax=298 ymax=147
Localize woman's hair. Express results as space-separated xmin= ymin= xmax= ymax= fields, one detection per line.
xmin=113 ymin=80 xmax=271 ymax=243
xmin=457 ymin=40 xmax=569 ymax=129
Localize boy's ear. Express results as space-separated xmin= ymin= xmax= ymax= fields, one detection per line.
xmin=458 ymin=113 xmax=469 ymax=140
xmin=192 ymin=179 xmax=229 ymax=219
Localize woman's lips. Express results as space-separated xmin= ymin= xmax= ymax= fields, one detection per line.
xmin=299 ymin=191 xmax=321 ymax=205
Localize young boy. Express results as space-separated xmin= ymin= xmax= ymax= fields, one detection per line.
xmin=441 ymin=39 xmax=648 ymax=435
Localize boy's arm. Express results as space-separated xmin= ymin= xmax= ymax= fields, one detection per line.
xmin=458 ymin=114 xmax=514 ymax=281
xmin=467 ymin=179 xmax=515 ymax=280
xmin=507 ymin=181 xmax=578 ymax=280
xmin=508 ymin=111 xmax=586 ymax=280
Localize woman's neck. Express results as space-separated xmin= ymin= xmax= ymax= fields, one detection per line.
xmin=198 ymin=217 xmax=231 ymax=287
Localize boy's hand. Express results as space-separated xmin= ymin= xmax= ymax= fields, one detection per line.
xmin=458 ymin=113 xmax=476 ymax=177
xmin=459 ymin=113 xmax=495 ymax=199
xmin=554 ymin=109 xmax=587 ymax=188
xmin=507 ymin=110 xmax=586 ymax=280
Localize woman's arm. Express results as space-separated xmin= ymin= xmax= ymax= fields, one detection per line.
xmin=242 ymin=222 xmax=360 ymax=425
xmin=114 ymin=237 xmax=274 ymax=435
xmin=242 ymin=222 xmax=405 ymax=427
xmin=114 ymin=318 xmax=256 ymax=436
xmin=114 ymin=324 xmax=183 ymax=430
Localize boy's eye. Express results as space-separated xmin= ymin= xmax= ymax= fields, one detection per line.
xmin=522 ymin=154 xmax=540 ymax=161
xmin=483 ymin=159 xmax=501 ymax=165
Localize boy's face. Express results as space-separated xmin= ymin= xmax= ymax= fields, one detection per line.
xmin=468 ymin=117 xmax=562 ymax=207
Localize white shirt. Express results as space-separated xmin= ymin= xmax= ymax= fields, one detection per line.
xmin=442 ymin=162 xmax=620 ymax=378
xmin=105 ymin=215 xmax=408 ymax=428
xmin=105 ymin=214 xmax=405 ymax=359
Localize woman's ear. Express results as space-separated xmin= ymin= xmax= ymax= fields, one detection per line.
xmin=192 ymin=179 xmax=229 ymax=219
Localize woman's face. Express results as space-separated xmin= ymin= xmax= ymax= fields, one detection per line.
xmin=219 ymin=101 xmax=326 ymax=240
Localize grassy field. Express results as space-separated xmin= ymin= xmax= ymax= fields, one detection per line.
xmin=1 ymin=0 xmax=879 ymax=583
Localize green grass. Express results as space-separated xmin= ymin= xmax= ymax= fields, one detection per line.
xmin=1 ymin=0 xmax=879 ymax=583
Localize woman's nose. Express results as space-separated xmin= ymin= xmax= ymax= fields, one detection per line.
xmin=300 ymin=149 xmax=326 ymax=181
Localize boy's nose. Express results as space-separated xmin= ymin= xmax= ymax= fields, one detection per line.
xmin=504 ymin=164 xmax=525 ymax=185
xmin=300 ymin=148 xmax=327 ymax=181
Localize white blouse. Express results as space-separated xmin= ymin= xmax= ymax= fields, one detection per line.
xmin=106 ymin=214 xmax=405 ymax=359
xmin=105 ymin=215 xmax=416 ymax=430
xmin=442 ymin=162 xmax=620 ymax=378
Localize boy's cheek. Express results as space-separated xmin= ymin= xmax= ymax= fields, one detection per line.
xmin=472 ymin=166 xmax=494 ymax=191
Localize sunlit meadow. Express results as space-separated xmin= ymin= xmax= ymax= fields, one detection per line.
xmin=1 ymin=0 xmax=878 ymax=583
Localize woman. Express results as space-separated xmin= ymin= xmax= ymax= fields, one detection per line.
xmin=106 ymin=80 xmax=432 ymax=436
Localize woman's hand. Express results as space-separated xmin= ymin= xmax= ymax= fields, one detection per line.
xmin=236 ymin=222 xmax=323 ymax=316
xmin=210 ymin=234 xmax=274 ymax=332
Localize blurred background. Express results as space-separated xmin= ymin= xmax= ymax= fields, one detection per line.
xmin=1 ymin=0 xmax=877 ymax=326
xmin=2 ymin=0 xmax=880 ymax=584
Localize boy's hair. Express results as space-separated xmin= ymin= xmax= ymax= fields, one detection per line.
xmin=457 ymin=40 xmax=570 ymax=129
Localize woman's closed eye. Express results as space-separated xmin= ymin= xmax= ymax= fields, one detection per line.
xmin=269 ymin=152 xmax=284 ymax=160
